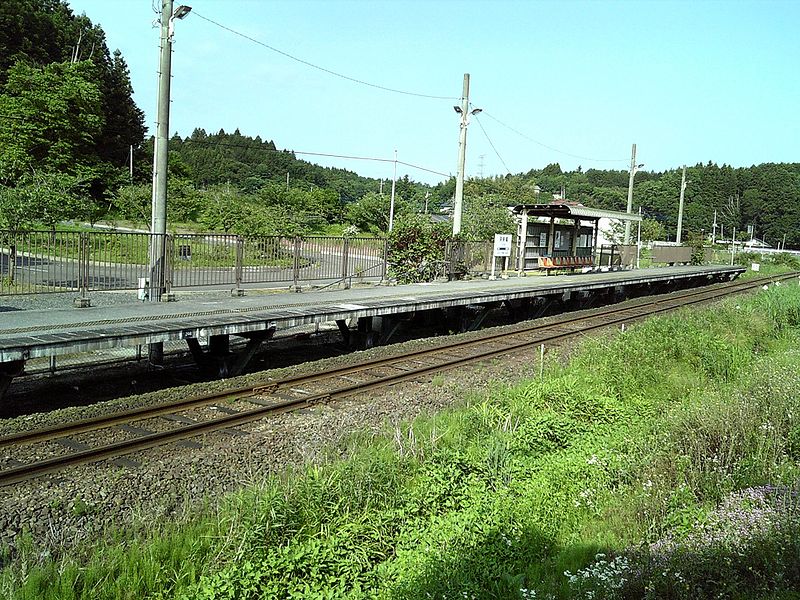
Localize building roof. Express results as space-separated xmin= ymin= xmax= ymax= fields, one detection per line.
xmin=512 ymin=203 xmax=642 ymax=222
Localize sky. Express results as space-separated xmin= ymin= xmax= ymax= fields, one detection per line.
xmin=66 ymin=0 xmax=799 ymax=186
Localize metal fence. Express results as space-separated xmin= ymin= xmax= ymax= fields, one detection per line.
xmin=444 ymin=239 xmax=507 ymax=278
xmin=0 ymin=230 xmax=388 ymax=296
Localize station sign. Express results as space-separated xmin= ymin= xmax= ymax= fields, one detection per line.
xmin=493 ymin=234 xmax=512 ymax=257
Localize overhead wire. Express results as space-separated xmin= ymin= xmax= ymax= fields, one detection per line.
xmin=169 ymin=12 xmax=625 ymax=178
xmin=472 ymin=111 xmax=512 ymax=175
xmin=191 ymin=11 xmax=458 ymax=101
xmin=478 ymin=108 xmax=628 ymax=164
xmin=180 ymin=138 xmax=451 ymax=179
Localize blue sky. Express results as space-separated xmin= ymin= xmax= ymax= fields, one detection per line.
xmin=66 ymin=0 xmax=799 ymax=185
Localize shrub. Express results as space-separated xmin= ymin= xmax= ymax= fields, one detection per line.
xmin=387 ymin=213 xmax=450 ymax=283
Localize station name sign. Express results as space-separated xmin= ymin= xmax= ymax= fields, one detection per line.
xmin=493 ymin=234 xmax=512 ymax=257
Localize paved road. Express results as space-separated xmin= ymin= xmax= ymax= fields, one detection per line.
xmin=1 ymin=246 xmax=385 ymax=295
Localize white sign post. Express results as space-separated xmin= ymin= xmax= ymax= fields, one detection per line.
xmin=491 ymin=234 xmax=512 ymax=280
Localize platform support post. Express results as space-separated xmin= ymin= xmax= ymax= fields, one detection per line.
xmin=148 ymin=343 xmax=164 ymax=367
xmin=335 ymin=319 xmax=350 ymax=346
xmin=0 ymin=360 xmax=25 ymax=401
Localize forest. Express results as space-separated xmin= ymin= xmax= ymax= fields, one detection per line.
xmin=1 ymin=0 xmax=798 ymax=247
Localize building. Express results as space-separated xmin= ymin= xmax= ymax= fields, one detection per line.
xmin=512 ymin=201 xmax=642 ymax=271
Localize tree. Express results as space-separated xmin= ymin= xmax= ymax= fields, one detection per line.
xmin=604 ymin=218 xmax=666 ymax=245
xmin=23 ymin=171 xmax=83 ymax=231
xmin=346 ymin=192 xmax=402 ymax=233
xmin=198 ymin=186 xmax=248 ymax=233
xmin=461 ymin=194 xmax=515 ymax=240
xmin=0 ymin=186 xmax=33 ymax=231
xmin=0 ymin=172 xmax=82 ymax=230
xmin=0 ymin=1 xmax=146 ymax=188
xmin=110 ymin=183 xmax=151 ymax=227
xmin=0 ymin=60 xmax=104 ymax=184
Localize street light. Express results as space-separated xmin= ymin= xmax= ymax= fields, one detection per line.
xmin=149 ymin=0 xmax=191 ymax=304
xmin=173 ymin=4 xmax=192 ymax=19
xmin=452 ymin=73 xmax=481 ymax=236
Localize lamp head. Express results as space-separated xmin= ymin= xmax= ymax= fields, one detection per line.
xmin=172 ymin=5 xmax=192 ymax=19
xmin=470 ymin=108 xmax=482 ymax=116
xmin=453 ymin=106 xmax=463 ymax=114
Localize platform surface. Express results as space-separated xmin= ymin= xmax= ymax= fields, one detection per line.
xmin=0 ymin=265 xmax=744 ymax=362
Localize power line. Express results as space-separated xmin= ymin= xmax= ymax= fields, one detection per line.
xmin=478 ymin=109 xmax=627 ymax=164
xmin=397 ymin=161 xmax=450 ymax=178
xmin=180 ymin=138 xmax=450 ymax=178
xmin=191 ymin=11 xmax=457 ymax=101
xmin=473 ymin=113 xmax=512 ymax=175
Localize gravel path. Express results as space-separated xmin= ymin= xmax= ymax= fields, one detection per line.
xmin=0 ymin=315 xmax=572 ymax=565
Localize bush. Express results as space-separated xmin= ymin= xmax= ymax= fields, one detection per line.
xmin=387 ymin=213 xmax=450 ymax=283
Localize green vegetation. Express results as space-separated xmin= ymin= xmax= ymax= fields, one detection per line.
xmin=2 ymin=4 xmax=800 ymax=250
xmin=4 ymin=283 xmax=800 ymax=599
xmin=0 ymin=0 xmax=145 ymax=224
xmin=386 ymin=213 xmax=450 ymax=283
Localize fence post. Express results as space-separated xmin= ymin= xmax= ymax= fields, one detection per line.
xmin=292 ymin=236 xmax=302 ymax=292
xmin=380 ymin=238 xmax=389 ymax=284
xmin=233 ymin=236 xmax=244 ymax=296
xmin=445 ymin=239 xmax=453 ymax=280
xmin=73 ymin=233 xmax=91 ymax=308
xmin=8 ymin=241 xmax=16 ymax=285
xmin=163 ymin=234 xmax=174 ymax=297
xmin=341 ymin=237 xmax=350 ymax=289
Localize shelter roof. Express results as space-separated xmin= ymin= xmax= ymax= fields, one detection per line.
xmin=511 ymin=202 xmax=642 ymax=222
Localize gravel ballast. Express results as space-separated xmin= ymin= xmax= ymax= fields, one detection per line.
xmin=0 ymin=315 xmax=567 ymax=563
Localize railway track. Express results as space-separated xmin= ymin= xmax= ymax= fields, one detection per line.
xmin=0 ymin=272 xmax=796 ymax=486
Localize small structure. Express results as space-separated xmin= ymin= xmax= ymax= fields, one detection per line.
xmin=512 ymin=201 xmax=642 ymax=271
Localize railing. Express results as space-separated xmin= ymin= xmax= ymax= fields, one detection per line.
xmin=597 ymin=245 xmax=624 ymax=267
xmin=0 ymin=231 xmax=388 ymax=296
xmin=444 ymin=239 xmax=519 ymax=278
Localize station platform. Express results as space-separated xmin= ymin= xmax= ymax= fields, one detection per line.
xmin=0 ymin=265 xmax=744 ymax=397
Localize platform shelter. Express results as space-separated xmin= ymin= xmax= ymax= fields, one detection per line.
xmin=512 ymin=202 xmax=642 ymax=271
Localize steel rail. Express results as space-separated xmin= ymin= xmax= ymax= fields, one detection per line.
xmin=0 ymin=272 xmax=790 ymax=452
xmin=0 ymin=272 xmax=795 ymax=486
xmin=0 ymin=273 xmax=771 ymax=449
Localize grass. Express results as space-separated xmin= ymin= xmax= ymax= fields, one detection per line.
xmin=3 ymin=282 xmax=800 ymax=599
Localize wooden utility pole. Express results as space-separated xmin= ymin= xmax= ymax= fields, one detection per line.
xmin=676 ymin=166 xmax=688 ymax=244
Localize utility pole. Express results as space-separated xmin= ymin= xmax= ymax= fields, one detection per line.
xmin=389 ymin=150 xmax=397 ymax=232
xmin=636 ymin=206 xmax=642 ymax=269
xmin=712 ymin=209 xmax=718 ymax=244
xmin=452 ymin=73 xmax=481 ymax=236
xmin=149 ymin=0 xmax=175 ymax=303
xmin=624 ymin=143 xmax=638 ymax=245
xmin=676 ymin=165 xmax=688 ymax=244
xmin=148 ymin=2 xmax=190 ymax=303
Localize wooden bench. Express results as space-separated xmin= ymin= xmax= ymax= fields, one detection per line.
xmin=537 ymin=256 xmax=593 ymax=274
